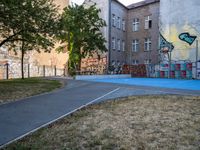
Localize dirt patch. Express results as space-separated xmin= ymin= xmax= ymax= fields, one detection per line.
xmin=4 ymin=95 xmax=200 ymax=149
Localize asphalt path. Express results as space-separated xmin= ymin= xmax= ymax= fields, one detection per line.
xmin=0 ymin=79 xmax=200 ymax=148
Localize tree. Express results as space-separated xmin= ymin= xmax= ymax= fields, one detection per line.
xmin=57 ymin=4 xmax=107 ymax=75
xmin=0 ymin=0 xmax=60 ymax=79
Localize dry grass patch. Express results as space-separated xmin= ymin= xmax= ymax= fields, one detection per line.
xmin=4 ymin=95 xmax=200 ymax=150
xmin=0 ymin=78 xmax=62 ymax=104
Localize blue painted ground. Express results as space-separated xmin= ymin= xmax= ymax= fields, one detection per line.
xmin=89 ymin=78 xmax=200 ymax=91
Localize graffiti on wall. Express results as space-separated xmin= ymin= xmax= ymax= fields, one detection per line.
xmin=159 ymin=0 xmax=200 ymax=62
xmin=81 ymin=57 xmax=107 ymax=74
xmin=179 ymin=32 xmax=197 ymax=45
xmin=159 ymin=33 xmax=174 ymax=63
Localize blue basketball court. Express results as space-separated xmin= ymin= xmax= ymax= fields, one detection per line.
xmin=89 ymin=78 xmax=200 ymax=91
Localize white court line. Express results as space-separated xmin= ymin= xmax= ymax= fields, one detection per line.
xmin=0 ymin=87 xmax=120 ymax=149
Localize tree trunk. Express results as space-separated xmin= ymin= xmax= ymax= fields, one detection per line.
xmin=77 ymin=48 xmax=82 ymax=71
xmin=78 ymin=58 xmax=82 ymax=71
xmin=21 ymin=41 xmax=25 ymax=79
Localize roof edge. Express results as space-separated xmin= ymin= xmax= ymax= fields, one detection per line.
xmin=127 ymin=0 xmax=160 ymax=9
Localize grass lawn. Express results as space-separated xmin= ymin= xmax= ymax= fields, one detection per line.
xmin=3 ymin=95 xmax=200 ymax=150
xmin=0 ymin=78 xmax=62 ymax=104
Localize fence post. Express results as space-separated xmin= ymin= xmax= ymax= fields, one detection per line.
xmin=63 ymin=68 xmax=66 ymax=76
xmin=43 ymin=65 xmax=45 ymax=77
xmin=5 ymin=63 xmax=9 ymax=80
xmin=28 ymin=64 xmax=30 ymax=78
xmin=54 ymin=66 xmax=56 ymax=76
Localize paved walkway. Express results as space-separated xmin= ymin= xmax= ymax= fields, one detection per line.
xmin=0 ymin=79 xmax=200 ymax=147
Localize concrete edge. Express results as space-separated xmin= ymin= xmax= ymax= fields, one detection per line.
xmin=75 ymin=74 xmax=131 ymax=80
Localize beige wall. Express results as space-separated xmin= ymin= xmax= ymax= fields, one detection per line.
xmin=0 ymin=0 xmax=69 ymax=79
xmin=29 ymin=0 xmax=69 ymax=69
xmin=54 ymin=0 xmax=69 ymax=11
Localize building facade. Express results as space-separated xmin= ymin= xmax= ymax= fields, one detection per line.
xmin=110 ymin=0 xmax=127 ymax=68
xmin=127 ymin=0 xmax=159 ymax=65
xmin=82 ymin=0 xmax=160 ymax=74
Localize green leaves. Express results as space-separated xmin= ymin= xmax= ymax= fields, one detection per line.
xmin=0 ymin=0 xmax=60 ymax=50
xmin=57 ymin=3 xmax=107 ymax=75
xmin=0 ymin=0 xmax=61 ymax=79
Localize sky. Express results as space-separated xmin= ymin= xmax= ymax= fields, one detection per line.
xmin=70 ymin=0 xmax=144 ymax=6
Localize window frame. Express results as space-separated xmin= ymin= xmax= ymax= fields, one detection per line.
xmin=132 ymin=18 xmax=139 ymax=32
xmin=144 ymin=15 xmax=152 ymax=29
xmin=132 ymin=39 xmax=139 ymax=52
xmin=112 ymin=37 xmax=116 ymax=50
xmin=132 ymin=59 xmax=139 ymax=65
xmin=144 ymin=38 xmax=151 ymax=51
xmin=144 ymin=59 xmax=151 ymax=64
xmin=112 ymin=14 xmax=116 ymax=27
xmin=117 ymin=17 xmax=121 ymax=29
xmin=122 ymin=19 xmax=125 ymax=31
xmin=117 ymin=39 xmax=121 ymax=51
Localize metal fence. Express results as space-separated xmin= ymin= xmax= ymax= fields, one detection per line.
xmin=0 ymin=63 xmax=65 ymax=80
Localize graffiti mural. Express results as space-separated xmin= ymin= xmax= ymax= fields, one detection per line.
xmin=159 ymin=33 xmax=174 ymax=63
xmin=81 ymin=57 xmax=107 ymax=74
xmin=160 ymin=0 xmax=200 ymax=62
xmin=179 ymin=33 xmax=197 ymax=45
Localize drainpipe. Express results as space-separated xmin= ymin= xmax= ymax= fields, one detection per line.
xmin=107 ymin=0 xmax=112 ymax=74
xmin=196 ymin=40 xmax=199 ymax=79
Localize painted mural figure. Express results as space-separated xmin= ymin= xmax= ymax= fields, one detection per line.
xmin=159 ymin=34 xmax=174 ymax=63
xmin=160 ymin=47 xmax=169 ymax=63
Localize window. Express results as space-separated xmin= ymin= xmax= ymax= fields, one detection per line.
xmin=132 ymin=60 xmax=139 ymax=65
xmin=112 ymin=37 xmax=116 ymax=50
xmin=112 ymin=14 xmax=116 ymax=27
xmin=117 ymin=39 xmax=120 ymax=51
xmin=144 ymin=59 xmax=151 ymax=64
xmin=145 ymin=16 xmax=152 ymax=29
xmin=117 ymin=17 xmax=121 ymax=29
xmin=122 ymin=40 xmax=125 ymax=51
xmin=111 ymin=60 xmax=115 ymax=65
xmin=117 ymin=60 xmax=120 ymax=66
xmin=122 ymin=19 xmax=125 ymax=31
xmin=132 ymin=39 xmax=139 ymax=52
xmin=144 ymin=38 xmax=151 ymax=51
xmin=132 ymin=18 xmax=139 ymax=31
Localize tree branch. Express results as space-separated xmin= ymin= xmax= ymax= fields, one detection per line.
xmin=0 ymin=30 xmax=22 ymax=47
